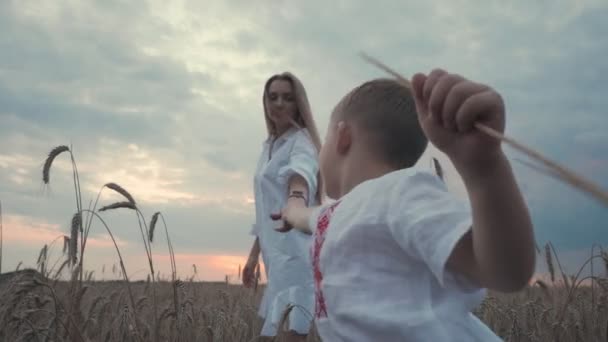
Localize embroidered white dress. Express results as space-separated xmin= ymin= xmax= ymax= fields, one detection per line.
xmin=251 ymin=127 xmax=318 ymax=336
xmin=308 ymin=168 xmax=503 ymax=342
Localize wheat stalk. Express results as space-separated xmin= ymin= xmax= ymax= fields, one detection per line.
xmin=31 ymin=277 xmax=88 ymax=342
xmin=96 ymin=196 xmax=161 ymax=341
xmin=42 ymin=145 xmax=70 ymax=184
xmin=360 ymin=52 xmax=608 ymax=207
xmin=555 ymin=253 xmax=608 ymax=340
xmin=52 ymin=259 xmax=70 ymax=288
xmin=545 ymin=244 xmax=555 ymax=283
xmin=37 ymin=245 xmax=48 ymax=276
xmin=149 ymin=211 xmax=178 ymax=327
xmin=99 ymin=201 xmax=137 ymax=212
xmin=79 ymin=210 xmax=138 ymax=320
xmin=149 ymin=212 xmax=159 ymax=243
xmin=69 ymin=213 xmax=81 ymax=266
xmin=62 ymin=236 xmax=69 ymax=255
xmin=41 ymin=145 xmax=85 ymax=283
xmin=104 ymin=183 xmax=136 ymax=206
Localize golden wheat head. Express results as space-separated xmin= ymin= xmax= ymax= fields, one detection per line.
xmin=104 ymin=183 xmax=136 ymax=205
xmin=99 ymin=201 xmax=137 ymax=212
xmin=69 ymin=213 xmax=81 ymax=265
xmin=149 ymin=212 xmax=160 ymax=243
xmin=42 ymin=145 xmax=70 ymax=184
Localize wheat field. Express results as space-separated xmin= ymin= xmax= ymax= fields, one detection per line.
xmin=0 ymin=265 xmax=607 ymax=341
xmin=0 ymin=145 xmax=606 ymax=341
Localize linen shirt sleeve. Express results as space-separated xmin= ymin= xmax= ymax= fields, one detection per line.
xmin=387 ymin=171 xmax=478 ymax=291
xmin=307 ymin=205 xmax=329 ymax=234
xmin=277 ymin=131 xmax=319 ymax=202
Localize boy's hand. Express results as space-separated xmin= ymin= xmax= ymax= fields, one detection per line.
xmin=271 ymin=211 xmax=292 ymax=232
xmin=413 ymin=70 xmax=536 ymax=292
xmin=411 ymin=69 xmax=505 ymax=169
xmin=271 ymin=197 xmax=310 ymax=233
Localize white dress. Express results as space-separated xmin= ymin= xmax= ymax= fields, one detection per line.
xmin=251 ymin=127 xmax=318 ymax=336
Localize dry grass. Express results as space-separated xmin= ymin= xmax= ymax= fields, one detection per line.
xmin=0 ymin=270 xmax=266 ymax=341
xmin=1 ymin=145 xmax=606 ymax=341
xmin=0 ymin=269 xmax=606 ymax=341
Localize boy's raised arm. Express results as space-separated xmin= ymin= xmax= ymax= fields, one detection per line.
xmin=448 ymin=151 xmax=535 ymax=292
xmin=411 ymin=69 xmax=536 ymax=292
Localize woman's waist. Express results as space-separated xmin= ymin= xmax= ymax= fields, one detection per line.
xmin=258 ymin=229 xmax=312 ymax=257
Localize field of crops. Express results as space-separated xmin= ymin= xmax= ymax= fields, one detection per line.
xmin=0 ymin=145 xmax=606 ymax=341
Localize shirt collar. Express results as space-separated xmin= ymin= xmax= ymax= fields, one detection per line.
xmin=266 ymin=126 xmax=300 ymax=145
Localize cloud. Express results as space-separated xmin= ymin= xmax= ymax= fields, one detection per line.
xmin=1 ymin=214 xmax=128 ymax=248
xmin=1 ymin=0 xmax=607 ymax=280
xmin=0 ymin=213 xmax=129 ymax=273
xmin=153 ymin=253 xmax=248 ymax=281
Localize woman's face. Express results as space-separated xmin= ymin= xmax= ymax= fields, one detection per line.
xmin=266 ymin=79 xmax=298 ymax=134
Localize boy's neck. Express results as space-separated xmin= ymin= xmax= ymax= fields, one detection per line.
xmin=338 ymin=155 xmax=397 ymax=197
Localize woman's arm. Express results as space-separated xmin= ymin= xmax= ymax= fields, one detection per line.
xmin=271 ymin=174 xmax=315 ymax=234
xmin=286 ymin=174 xmax=313 ymax=234
xmin=287 ymin=174 xmax=309 ymax=206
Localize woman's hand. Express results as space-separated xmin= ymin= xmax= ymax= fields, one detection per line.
xmin=242 ymin=238 xmax=260 ymax=288
xmin=242 ymin=256 xmax=258 ymax=288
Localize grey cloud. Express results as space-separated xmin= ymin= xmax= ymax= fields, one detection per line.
xmin=1 ymin=0 xmax=607 ymax=277
xmin=144 ymin=203 xmax=254 ymax=255
xmin=202 ymin=150 xmax=239 ymax=173
xmin=0 ymin=1 xmax=233 ymax=167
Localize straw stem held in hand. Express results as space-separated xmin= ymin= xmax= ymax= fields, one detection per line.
xmin=359 ymin=52 xmax=608 ymax=207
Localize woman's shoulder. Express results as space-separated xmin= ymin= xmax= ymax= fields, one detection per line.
xmin=290 ymin=127 xmax=314 ymax=146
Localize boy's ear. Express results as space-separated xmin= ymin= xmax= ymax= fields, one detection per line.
xmin=336 ymin=121 xmax=351 ymax=155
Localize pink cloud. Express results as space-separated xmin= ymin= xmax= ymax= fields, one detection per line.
xmin=126 ymin=252 xmax=267 ymax=283
xmin=0 ymin=215 xmax=265 ymax=283
xmin=2 ymin=214 xmax=127 ymax=248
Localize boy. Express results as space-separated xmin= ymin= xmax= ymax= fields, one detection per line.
xmin=272 ymin=69 xmax=535 ymax=341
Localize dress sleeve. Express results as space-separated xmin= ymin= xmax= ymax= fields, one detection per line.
xmin=386 ymin=171 xmax=477 ymax=291
xmin=249 ymin=141 xmax=267 ymax=237
xmin=277 ymin=130 xmax=319 ymax=201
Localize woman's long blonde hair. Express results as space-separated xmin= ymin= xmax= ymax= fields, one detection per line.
xmin=263 ymin=72 xmax=324 ymax=204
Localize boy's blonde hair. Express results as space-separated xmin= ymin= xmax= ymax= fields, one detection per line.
xmin=262 ymin=72 xmax=324 ymax=203
xmin=336 ymin=78 xmax=428 ymax=169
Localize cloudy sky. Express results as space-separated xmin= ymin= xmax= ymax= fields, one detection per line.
xmin=1 ymin=0 xmax=607 ymax=282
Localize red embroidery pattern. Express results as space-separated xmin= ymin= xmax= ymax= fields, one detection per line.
xmin=311 ymin=201 xmax=340 ymax=319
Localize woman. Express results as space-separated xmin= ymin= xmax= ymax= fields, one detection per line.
xmin=243 ymin=72 xmax=323 ymax=341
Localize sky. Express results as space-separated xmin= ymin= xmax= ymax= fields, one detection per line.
xmin=1 ymin=0 xmax=607 ymax=282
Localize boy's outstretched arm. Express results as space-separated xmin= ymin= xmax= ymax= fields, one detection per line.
xmin=411 ymin=69 xmax=535 ymax=293
xmin=272 ymin=204 xmax=315 ymax=234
